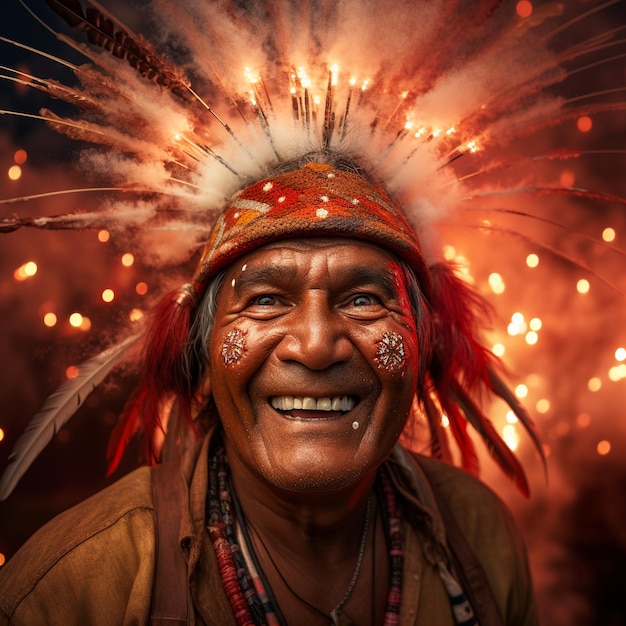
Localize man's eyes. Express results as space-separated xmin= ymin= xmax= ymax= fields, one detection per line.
xmin=246 ymin=292 xmax=385 ymax=306
xmin=250 ymin=294 xmax=278 ymax=306
xmin=351 ymin=294 xmax=381 ymax=307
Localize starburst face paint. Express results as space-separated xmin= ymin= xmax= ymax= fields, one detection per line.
xmin=221 ymin=328 xmax=247 ymax=366
xmin=374 ymin=331 xmax=407 ymax=372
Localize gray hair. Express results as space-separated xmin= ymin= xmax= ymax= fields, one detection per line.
xmin=265 ymin=149 xmax=372 ymax=180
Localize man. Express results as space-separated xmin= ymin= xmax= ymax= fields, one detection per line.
xmin=0 ymin=157 xmax=537 ymax=625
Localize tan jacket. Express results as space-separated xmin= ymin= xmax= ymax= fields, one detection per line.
xmin=0 ymin=433 xmax=537 ymax=625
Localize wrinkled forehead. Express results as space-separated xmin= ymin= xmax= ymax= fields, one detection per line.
xmin=225 ymin=236 xmax=400 ymax=274
xmin=242 ymin=236 xmax=398 ymax=257
xmin=220 ymin=236 xmax=414 ymax=305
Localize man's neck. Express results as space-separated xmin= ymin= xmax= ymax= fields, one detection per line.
xmin=224 ymin=441 xmax=389 ymax=625
xmin=225 ymin=440 xmax=377 ymax=552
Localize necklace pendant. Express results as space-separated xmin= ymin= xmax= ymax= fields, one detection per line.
xmin=330 ymin=607 xmax=355 ymax=626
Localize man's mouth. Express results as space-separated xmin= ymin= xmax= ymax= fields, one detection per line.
xmin=270 ymin=395 xmax=356 ymax=412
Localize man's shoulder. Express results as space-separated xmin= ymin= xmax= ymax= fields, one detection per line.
xmin=12 ymin=464 xmax=156 ymax=557
xmin=0 ymin=466 xmax=155 ymax=622
xmin=413 ymin=454 xmax=507 ymax=513
xmin=402 ymin=451 xmax=538 ymax=625
xmin=410 ymin=452 xmax=520 ymax=540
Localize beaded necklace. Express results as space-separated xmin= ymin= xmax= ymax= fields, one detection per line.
xmin=206 ymin=447 xmax=404 ymax=626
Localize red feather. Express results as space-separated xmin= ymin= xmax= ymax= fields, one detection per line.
xmin=420 ymin=390 xmax=454 ymax=464
xmin=106 ymin=386 xmax=145 ymax=475
xmin=439 ymin=398 xmax=480 ymax=477
xmin=428 ymin=261 xmax=494 ymax=392
xmin=451 ymin=379 xmax=531 ymax=497
xmin=106 ymin=285 xmax=200 ymax=472
xmin=487 ymin=366 xmax=548 ymax=480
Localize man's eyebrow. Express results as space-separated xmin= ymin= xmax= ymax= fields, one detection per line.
xmin=232 ymin=265 xmax=298 ymax=296
xmin=338 ymin=266 xmax=399 ymax=299
xmin=231 ymin=262 xmax=400 ymax=298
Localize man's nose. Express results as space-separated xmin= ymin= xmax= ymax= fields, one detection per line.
xmin=274 ymin=294 xmax=354 ymax=370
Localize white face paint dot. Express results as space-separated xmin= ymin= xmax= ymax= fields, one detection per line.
xmin=278 ymin=196 xmax=286 ymax=203
xmin=327 ymin=172 xmax=336 ymax=178
xmin=320 ymin=195 xmax=329 ymax=202
xmin=316 ymin=208 xmax=329 ymax=219
xmin=352 ymin=421 xmax=360 ymax=430
xmin=233 ymin=212 xmax=240 ymax=218
xmin=241 ymin=264 xmax=247 ymax=272
xmin=352 ymin=198 xmax=360 ymax=204
xmin=231 ymin=278 xmax=236 ymax=288
xmin=263 ymin=182 xmax=273 ymax=192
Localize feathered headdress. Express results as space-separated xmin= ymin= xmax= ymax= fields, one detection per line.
xmin=1 ymin=0 xmax=624 ymax=499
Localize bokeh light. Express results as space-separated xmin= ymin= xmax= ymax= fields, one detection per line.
xmin=515 ymin=384 xmax=528 ymax=399
xmin=526 ymin=254 xmax=539 ymax=268
xmin=13 ymin=149 xmax=27 ymax=164
xmin=69 ymin=313 xmax=84 ymax=328
xmin=516 ymin=1 xmax=533 ymax=19
xmin=536 ymin=399 xmax=550 ymax=414
xmin=492 ymin=343 xmax=505 ymax=357
xmin=43 ymin=312 xmax=58 ymax=328
xmin=525 ymin=331 xmax=538 ymax=345
xmin=488 ymin=272 xmax=505 ymax=294
xmin=8 ymin=165 xmax=22 ymax=181
xmin=14 ymin=261 xmax=38 ymax=281
xmin=587 ymin=377 xmax=602 ymax=392
xmin=602 ymin=227 xmax=616 ymax=243
xmin=129 ymin=308 xmax=144 ymax=322
xmin=576 ymin=279 xmax=590 ymax=294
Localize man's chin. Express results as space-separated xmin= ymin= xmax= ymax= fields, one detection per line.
xmin=255 ymin=445 xmax=382 ymax=494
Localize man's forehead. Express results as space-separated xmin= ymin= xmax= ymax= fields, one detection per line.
xmin=237 ymin=236 xmax=398 ymax=261
xmin=225 ymin=237 xmax=407 ymax=299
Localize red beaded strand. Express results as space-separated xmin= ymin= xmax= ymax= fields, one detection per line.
xmin=208 ymin=449 xmax=405 ymax=626
xmin=381 ymin=469 xmax=404 ymax=626
xmin=207 ymin=452 xmax=257 ymax=626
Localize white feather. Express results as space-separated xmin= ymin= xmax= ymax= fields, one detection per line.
xmin=0 ymin=333 xmax=142 ymax=500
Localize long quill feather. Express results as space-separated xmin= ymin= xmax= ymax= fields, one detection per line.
xmin=0 ymin=332 xmax=142 ymax=500
xmin=42 ymin=0 xmax=192 ymax=101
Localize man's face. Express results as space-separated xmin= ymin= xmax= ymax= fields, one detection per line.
xmin=205 ymin=238 xmax=419 ymax=493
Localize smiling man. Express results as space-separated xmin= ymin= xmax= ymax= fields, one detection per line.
xmin=211 ymin=239 xmax=419 ymax=492
xmin=0 ymin=157 xmax=537 ymax=625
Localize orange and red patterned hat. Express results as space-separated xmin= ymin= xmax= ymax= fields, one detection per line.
xmin=194 ymin=163 xmax=430 ymax=294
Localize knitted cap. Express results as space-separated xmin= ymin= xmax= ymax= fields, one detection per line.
xmin=193 ymin=163 xmax=430 ymax=293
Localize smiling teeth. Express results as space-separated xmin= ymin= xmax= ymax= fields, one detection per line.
xmin=271 ymin=396 xmax=355 ymax=411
